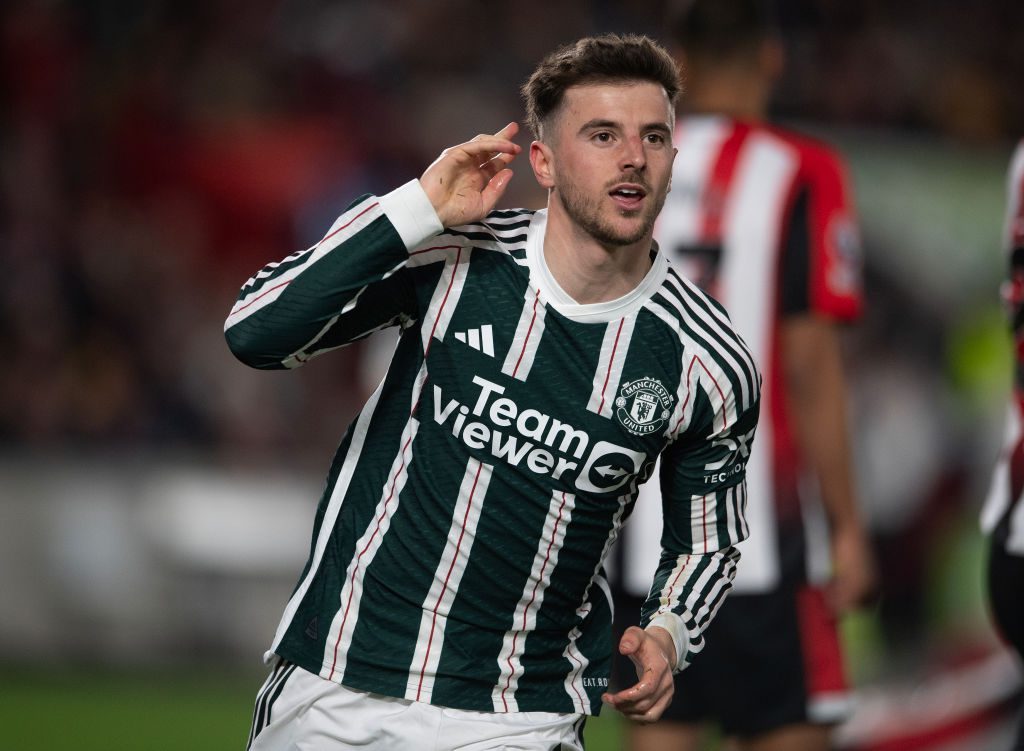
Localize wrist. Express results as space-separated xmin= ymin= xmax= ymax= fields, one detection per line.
xmin=645 ymin=615 xmax=685 ymax=672
xmin=381 ymin=180 xmax=444 ymax=248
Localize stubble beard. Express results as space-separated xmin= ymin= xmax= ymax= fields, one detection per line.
xmin=557 ymin=176 xmax=667 ymax=249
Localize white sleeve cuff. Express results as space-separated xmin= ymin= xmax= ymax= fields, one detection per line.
xmin=378 ymin=179 xmax=444 ymax=250
xmin=646 ymin=613 xmax=689 ymax=673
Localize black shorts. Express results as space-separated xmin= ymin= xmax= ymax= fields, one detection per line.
xmin=611 ymin=584 xmax=852 ymax=738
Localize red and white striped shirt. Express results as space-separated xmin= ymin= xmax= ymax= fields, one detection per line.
xmin=617 ymin=115 xmax=863 ymax=595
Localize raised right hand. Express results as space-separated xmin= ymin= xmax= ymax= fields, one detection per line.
xmin=419 ymin=122 xmax=521 ymax=228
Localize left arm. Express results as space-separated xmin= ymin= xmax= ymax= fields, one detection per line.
xmin=782 ymin=145 xmax=874 ymax=611
xmin=782 ymin=315 xmax=874 ymax=611
xmin=603 ymin=345 xmax=760 ymax=721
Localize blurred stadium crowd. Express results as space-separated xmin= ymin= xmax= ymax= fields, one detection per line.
xmin=2 ymin=0 xmax=1023 ymax=460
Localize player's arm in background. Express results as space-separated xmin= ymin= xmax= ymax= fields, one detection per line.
xmin=603 ymin=313 xmax=761 ymax=721
xmin=983 ymin=140 xmax=1024 ymax=528
xmin=224 ymin=124 xmax=520 ymax=370
xmin=1003 ymin=140 xmax=1024 ymax=372
xmin=780 ymin=146 xmax=875 ymax=612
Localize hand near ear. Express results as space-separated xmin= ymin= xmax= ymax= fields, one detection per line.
xmin=420 ymin=122 xmax=521 ymax=228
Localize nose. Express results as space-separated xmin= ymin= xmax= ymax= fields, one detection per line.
xmin=619 ymin=134 xmax=647 ymax=172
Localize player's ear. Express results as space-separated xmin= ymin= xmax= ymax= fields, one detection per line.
xmin=530 ymin=140 xmax=556 ymax=190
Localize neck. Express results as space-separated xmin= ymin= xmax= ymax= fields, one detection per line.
xmin=686 ymin=69 xmax=769 ymax=122
xmin=542 ymin=199 xmax=654 ymax=305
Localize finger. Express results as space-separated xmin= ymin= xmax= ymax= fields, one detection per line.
xmin=624 ymin=693 xmax=673 ymax=724
xmin=478 ymin=150 xmax=517 ymax=179
xmin=467 ymin=122 xmax=520 ymax=155
xmin=601 ymin=676 xmax=657 ymax=708
xmin=618 ymin=625 xmax=644 ymax=656
xmin=604 ymin=674 xmax=673 ymax=717
xmin=609 ymin=691 xmax=659 ymax=719
xmin=455 ymin=136 xmax=521 ymax=162
xmin=479 ymin=168 xmax=514 ymax=212
xmin=493 ymin=121 xmax=519 ymax=139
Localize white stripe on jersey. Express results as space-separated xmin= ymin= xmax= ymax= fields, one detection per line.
xmin=282 ymin=316 xmax=341 ymax=368
xmin=266 ymin=360 xmax=388 ymax=662
xmin=727 ymin=483 xmax=749 ymax=543
xmin=562 ymin=497 xmax=628 ymax=713
xmin=321 ymin=414 xmax=420 ymax=681
xmin=501 ymin=288 xmax=547 ymax=381
xmin=717 ymin=132 xmax=797 ymax=370
xmin=319 ymin=253 xmax=463 ymax=678
xmin=642 ymin=298 xmax=750 ymax=439
xmin=562 ymin=612 xmax=592 ymax=715
xmin=690 ymin=492 xmax=718 ymax=554
xmin=227 ymin=200 xmax=384 ymax=328
xmin=406 ymin=459 xmax=493 ymax=702
xmin=449 ymin=216 xmax=532 ymax=249
xmin=715 ymin=134 xmax=798 ymax=592
xmin=314 ymin=252 xmax=467 ymax=676
xmin=660 ymin=277 xmax=756 ymax=412
xmin=645 ymin=304 xmax=699 ymax=437
xmin=492 ymin=491 xmax=576 ymax=712
xmin=657 ymin=117 xmax=731 ymax=245
xmin=654 ymin=549 xmax=737 ymax=650
xmin=665 ymin=274 xmax=759 ymax=406
xmin=586 ymin=317 xmax=636 ymax=418
xmin=420 ymin=247 xmax=471 ymax=351
xmin=654 ymin=553 xmax=700 ymax=615
xmin=686 ymin=550 xmax=739 ymax=633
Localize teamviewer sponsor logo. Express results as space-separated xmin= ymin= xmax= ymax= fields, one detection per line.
xmin=575 ymin=441 xmax=645 ymax=494
xmin=432 ymin=375 xmax=647 ymax=494
xmin=452 ymin=324 xmax=495 ymax=356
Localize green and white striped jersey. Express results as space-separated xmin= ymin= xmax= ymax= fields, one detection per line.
xmin=225 ymin=180 xmax=760 ymax=715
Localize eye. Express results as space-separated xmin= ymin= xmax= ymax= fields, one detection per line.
xmin=644 ymin=132 xmax=666 ymax=145
xmin=592 ymin=131 xmax=614 ymax=143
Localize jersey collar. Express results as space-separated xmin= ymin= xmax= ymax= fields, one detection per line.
xmin=525 ymin=209 xmax=668 ymax=324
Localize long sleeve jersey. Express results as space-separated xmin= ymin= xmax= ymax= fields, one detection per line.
xmin=224 ymin=179 xmax=761 ymax=715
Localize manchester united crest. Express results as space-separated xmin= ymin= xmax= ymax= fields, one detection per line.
xmin=614 ymin=377 xmax=673 ymax=436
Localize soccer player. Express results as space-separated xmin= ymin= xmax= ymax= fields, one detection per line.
xmin=983 ymin=138 xmax=1024 ymax=751
xmin=610 ymin=3 xmax=875 ymax=750
xmin=226 ymin=34 xmax=760 ymax=750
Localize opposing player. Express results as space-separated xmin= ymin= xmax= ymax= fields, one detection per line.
xmin=983 ymin=139 xmax=1024 ymax=751
xmin=226 ymin=34 xmax=759 ymax=750
xmin=610 ymin=2 xmax=875 ymax=750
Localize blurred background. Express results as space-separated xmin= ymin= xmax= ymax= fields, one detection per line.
xmin=1 ymin=1 xmax=1022 ymax=749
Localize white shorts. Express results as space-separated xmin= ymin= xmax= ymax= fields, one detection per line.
xmin=247 ymin=659 xmax=586 ymax=751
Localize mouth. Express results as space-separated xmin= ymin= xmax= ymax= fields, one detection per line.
xmin=608 ymin=183 xmax=647 ymax=211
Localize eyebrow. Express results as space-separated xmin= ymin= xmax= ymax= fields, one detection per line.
xmin=577 ymin=119 xmax=673 ymax=137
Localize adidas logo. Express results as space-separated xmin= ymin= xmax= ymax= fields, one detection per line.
xmin=452 ymin=324 xmax=495 ymax=356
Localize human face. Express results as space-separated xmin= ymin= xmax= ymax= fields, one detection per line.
xmin=532 ymin=81 xmax=676 ymax=249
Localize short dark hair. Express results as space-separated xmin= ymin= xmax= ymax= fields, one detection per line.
xmin=667 ymin=0 xmax=776 ymax=62
xmin=521 ymin=33 xmax=681 ymax=141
